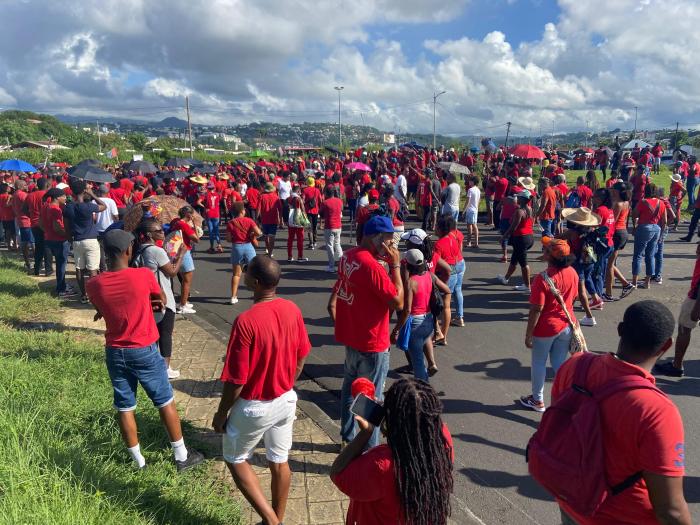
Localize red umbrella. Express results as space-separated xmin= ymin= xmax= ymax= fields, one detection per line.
xmin=510 ymin=144 xmax=546 ymax=160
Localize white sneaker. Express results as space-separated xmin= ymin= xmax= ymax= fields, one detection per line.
xmin=325 ymin=266 xmax=336 ymax=273
xmin=497 ymin=274 xmax=509 ymax=285
xmin=176 ymin=306 xmax=196 ymax=314
xmin=185 ymin=302 xmax=194 ymax=309
xmin=167 ymin=368 xmax=181 ymax=380
xmin=580 ymin=316 xmax=596 ymax=327
xmin=298 ymin=257 xmax=309 ymax=262
xmin=230 ymin=297 xmax=239 ymax=305
xmin=514 ymin=284 xmax=530 ymax=292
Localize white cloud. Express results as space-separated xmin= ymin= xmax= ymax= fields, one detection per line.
xmin=0 ymin=0 xmax=698 ymax=133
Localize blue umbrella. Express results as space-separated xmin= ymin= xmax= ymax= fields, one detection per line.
xmin=0 ymin=159 xmax=37 ymax=172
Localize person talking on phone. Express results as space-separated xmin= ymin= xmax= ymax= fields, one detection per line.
xmin=212 ymin=255 xmax=311 ymax=525
xmin=330 ymin=215 xmax=404 ymax=448
xmin=330 ymin=378 xmax=454 ymax=525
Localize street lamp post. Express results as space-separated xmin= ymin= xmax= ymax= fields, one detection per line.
xmin=433 ymin=90 xmax=446 ymax=150
xmin=334 ymin=86 xmax=344 ymax=148
xmin=633 ymin=106 xmax=638 ymax=138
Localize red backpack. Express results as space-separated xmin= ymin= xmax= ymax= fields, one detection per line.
xmin=526 ymin=353 xmax=665 ymax=516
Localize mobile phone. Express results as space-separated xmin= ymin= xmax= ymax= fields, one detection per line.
xmin=350 ymin=393 xmax=385 ymax=427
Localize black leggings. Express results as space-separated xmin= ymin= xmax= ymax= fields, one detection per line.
xmin=157 ymin=308 xmax=176 ymax=359
xmin=510 ymin=234 xmax=534 ymax=268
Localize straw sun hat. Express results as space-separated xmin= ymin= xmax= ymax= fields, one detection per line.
xmin=561 ymin=207 xmax=601 ymax=227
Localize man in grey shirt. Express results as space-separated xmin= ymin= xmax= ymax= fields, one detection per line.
xmin=441 ymin=173 xmax=461 ymax=222
xmin=134 ymin=218 xmax=186 ymax=379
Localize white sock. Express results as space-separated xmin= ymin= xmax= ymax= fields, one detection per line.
xmin=171 ymin=438 xmax=188 ymax=462
xmin=127 ymin=444 xmax=146 ymax=468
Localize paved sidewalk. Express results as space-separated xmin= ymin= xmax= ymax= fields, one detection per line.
xmin=59 ymin=298 xmax=349 ymax=525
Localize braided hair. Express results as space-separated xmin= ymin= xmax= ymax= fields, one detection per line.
xmin=384 ymin=378 xmax=453 ymax=525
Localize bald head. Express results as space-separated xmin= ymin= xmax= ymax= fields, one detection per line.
xmin=248 ymin=254 xmax=281 ymax=289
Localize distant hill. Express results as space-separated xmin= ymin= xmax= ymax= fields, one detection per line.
xmin=156 ymin=117 xmax=188 ymax=128
xmin=0 ymin=110 xmax=86 ymax=145
xmin=55 ymin=114 xmax=147 ymax=125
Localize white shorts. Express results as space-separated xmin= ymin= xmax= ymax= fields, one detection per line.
xmin=678 ymin=297 xmax=700 ymax=330
xmin=222 ymin=389 xmax=297 ymax=464
xmin=73 ymin=238 xmax=101 ymax=271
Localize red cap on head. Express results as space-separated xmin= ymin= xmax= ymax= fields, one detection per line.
xmin=351 ymin=377 xmax=375 ymax=399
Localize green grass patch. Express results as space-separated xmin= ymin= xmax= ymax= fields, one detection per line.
xmin=0 ymin=257 xmax=241 ymax=525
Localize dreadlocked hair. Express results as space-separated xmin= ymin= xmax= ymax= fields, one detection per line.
xmin=384 ymin=378 xmax=453 ymax=525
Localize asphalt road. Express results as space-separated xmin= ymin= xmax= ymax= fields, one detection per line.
xmin=180 ymin=216 xmax=700 ymax=525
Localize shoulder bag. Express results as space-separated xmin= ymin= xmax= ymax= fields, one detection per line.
xmin=540 ymin=271 xmax=588 ymax=354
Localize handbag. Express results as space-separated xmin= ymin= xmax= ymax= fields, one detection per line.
xmin=396 ymin=315 xmax=413 ymax=351
xmin=540 ymin=271 xmax=588 ymax=354
xmin=429 ymin=273 xmax=445 ymax=318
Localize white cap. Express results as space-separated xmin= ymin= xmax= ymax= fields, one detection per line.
xmin=404 ymin=248 xmax=425 ymax=266
xmin=400 ymin=228 xmax=428 ymax=245
xmin=56 ymin=182 xmax=69 ymax=190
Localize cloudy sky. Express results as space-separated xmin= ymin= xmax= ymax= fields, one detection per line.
xmin=0 ymin=0 xmax=697 ymax=135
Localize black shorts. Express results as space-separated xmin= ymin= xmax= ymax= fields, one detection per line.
xmin=510 ymin=234 xmax=534 ymax=268
xmin=613 ymin=229 xmax=628 ymax=251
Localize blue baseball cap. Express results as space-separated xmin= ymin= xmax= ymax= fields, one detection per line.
xmin=363 ymin=215 xmax=395 ymax=236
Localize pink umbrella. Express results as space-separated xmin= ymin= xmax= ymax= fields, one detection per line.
xmin=345 ymin=161 xmax=372 ymax=172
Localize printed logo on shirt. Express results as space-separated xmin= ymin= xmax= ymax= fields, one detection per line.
xmin=336 ymin=257 xmax=360 ymax=306
xmin=674 ymin=443 xmax=685 ymax=468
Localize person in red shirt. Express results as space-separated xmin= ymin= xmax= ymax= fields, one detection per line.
xmin=631 ymin=184 xmax=666 ymax=289
xmin=331 ymin=215 xmax=403 ymax=447
xmin=225 ymin=202 xmax=261 ymax=304
xmin=499 ymin=190 xmax=535 ymax=291
xmin=302 ymin=177 xmax=322 ymax=249
xmin=331 ymin=379 xmax=453 ymax=525
xmin=434 ymin=214 xmax=465 ymax=339
xmin=669 ymin=173 xmax=686 ymax=232
xmin=0 ymin=182 xmax=16 ymax=250
xmin=536 ymin=178 xmax=557 ymax=237
xmin=355 ymin=189 xmax=380 ymax=244
xmin=244 ymin=181 xmax=261 ymax=223
xmin=203 ymin=182 xmax=223 ymax=253
xmin=574 ymin=176 xmax=593 ymax=208
xmin=108 ymin=179 xmax=130 ymax=216
xmin=553 ymin=301 xmax=690 ymax=525
xmin=11 ymin=179 xmax=33 ymax=271
xmin=87 ymin=229 xmax=203 ymax=472
xmin=26 ymin=177 xmax=52 ymax=276
xmin=651 ymin=142 xmax=664 ymax=175
xmin=41 ymin=188 xmax=76 ymax=297
xmin=319 ymin=185 xmax=344 ymax=272
xmin=169 ymin=206 xmax=200 ymax=314
xmin=212 ymin=255 xmax=310 ymax=525
xmin=257 ymin=182 xmax=282 ymax=256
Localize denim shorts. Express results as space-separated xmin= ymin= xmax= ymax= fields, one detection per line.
xmin=262 ymin=224 xmax=278 ymax=236
xmin=181 ymin=250 xmax=195 ymax=273
xmin=465 ymin=209 xmax=478 ymax=225
xmin=230 ymin=242 xmax=257 ymax=266
xmin=19 ymin=227 xmax=34 ymax=243
xmin=105 ymin=343 xmax=174 ymax=411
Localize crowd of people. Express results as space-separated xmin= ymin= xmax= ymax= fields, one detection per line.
xmin=0 ymin=139 xmax=697 ymax=524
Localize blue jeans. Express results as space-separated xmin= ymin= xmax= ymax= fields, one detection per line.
xmin=207 ymin=218 xmax=220 ymax=248
xmin=688 ymin=177 xmax=697 ymax=208
xmin=654 ymin=228 xmax=668 ymax=277
xmin=447 ymin=259 xmax=465 ymax=320
xmin=574 ymin=262 xmax=595 ymax=296
xmin=340 ymin=347 xmax=390 ymax=447
xmin=531 ymin=326 xmax=572 ymax=402
xmin=408 ymin=314 xmax=434 ymax=382
xmin=632 ymin=224 xmax=660 ymax=277
xmin=105 ymin=343 xmax=174 ymax=411
xmin=539 ymin=219 xmax=553 ymax=238
xmin=46 ymin=240 xmax=69 ymax=293
xmin=593 ymin=246 xmax=613 ymax=296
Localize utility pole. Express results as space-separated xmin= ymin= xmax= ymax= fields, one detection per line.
xmin=504 ymin=121 xmax=512 ymax=150
xmin=674 ymin=121 xmax=679 ymax=150
xmin=96 ymin=120 xmax=102 ymax=154
xmin=433 ymin=90 xmax=446 ymax=150
xmin=186 ymin=96 xmax=194 ymax=158
xmin=633 ymin=106 xmax=638 ymax=138
xmin=585 ymin=120 xmax=590 ymax=147
xmin=334 ymin=86 xmax=344 ymax=148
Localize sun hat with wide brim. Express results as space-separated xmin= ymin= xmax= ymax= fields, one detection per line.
xmin=189 ymin=175 xmax=207 ymax=184
xmin=518 ymin=176 xmax=536 ymax=190
xmin=264 ymin=182 xmax=275 ymax=192
xmin=671 ymin=173 xmax=683 ymax=182
xmin=217 ymin=173 xmax=230 ymax=180
xmin=561 ymin=207 xmax=602 ymax=227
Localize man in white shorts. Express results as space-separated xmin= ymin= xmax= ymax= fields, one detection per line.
xmin=213 ymin=255 xmax=310 ymax=525
xmin=654 ymin=242 xmax=700 ymax=377
xmin=63 ymin=180 xmax=107 ymax=303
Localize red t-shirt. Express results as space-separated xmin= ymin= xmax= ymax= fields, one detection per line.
xmin=220 ymin=298 xmax=311 ymax=401
xmin=576 ymin=185 xmax=593 ymax=208
xmin=12 ymin=190 xmax=30 ymax=228
xmin=0 ymin=193 xmax=13 ymax=221
xmin=169 ymin=218 xmax=196 ymax=250
xmin=227 ymin=217 xmax=257 ymax=244
xmin=670 ymin=181 xmax=685 ymax=204
xmin=356 ymin=204 xmax=379 ymax=229
xmin=553 ymin=353 xmax=685 ymax=525
xmin=25 ymin=190 xmax=46 ymax=227
xmin=204 ymin=191 xmax=221 ymax=219
xmin=596 ymin=205 xmax=615 ymax=246
xmin=245 ymin=187 xmax=260 ymax=209
xmin=319 ymin=197 xmax=343 ymax=229
xmin=386 ymin=197 xmax=403 ymax=226
xmin=86 ymin=268 xmax=161 ymax=348
xmin=120 ymin=178 xmax=134 ymax=196
xmin=529 ymin=266 xmax=579 ymax=337
xmin=332 ymin=425 xmax=453 ymax=525
xmin=539 ymin=187 xmax=557 ymax=220
xmin=41 ymin=204 xmax=67 ymax=241
xmin=302 ymin=186 xmax=322 ymax=214
xmin=258 ymin=192 xmax=281 ymax=225
xmin=493 ymin=177 xmax=509 ymax=201
xmin=688 ymin=257 xmax=700 ymax=299
xmin=434 ymin=231 xmax=463 ymax=265
xmin=109 ymin=188 xmax=128 ymax=208
xmin=334 ymin=247 xmax=397 ymax=353
xmin=637 ymin=198 xmax=665 ymax=225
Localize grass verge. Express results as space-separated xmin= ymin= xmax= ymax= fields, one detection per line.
xmin=0 ymin=257 xmax=241 ymax=525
